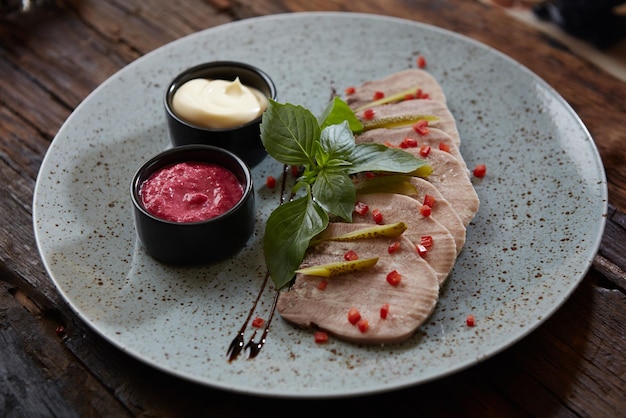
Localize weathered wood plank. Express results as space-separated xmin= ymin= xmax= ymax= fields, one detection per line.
xmin=598 ymin=204 xmax=626 ymax=275
xmin=66 ymin=0 xmax=233 ymax=54
xmin=0 ymin=60 xmax=69 ymax=142
xmin=0 ymin=9 xmax=127 ymax=109
xmin=0 ymin=282 xmax=133 ymax=418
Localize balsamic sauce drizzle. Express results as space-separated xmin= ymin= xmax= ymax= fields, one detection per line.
xmin=226 ymin=271 xmax=280 ymax=361
xmin=243 ymin=290 xmax=279 ymax=359
xmin=226 ymin=270 xmax=271 ymax=361
xmin=227 ymin=164 xmax=292 ymax=362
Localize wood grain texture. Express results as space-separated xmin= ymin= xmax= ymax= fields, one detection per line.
xmin=1 ymin=0 xmax=625 ymax=416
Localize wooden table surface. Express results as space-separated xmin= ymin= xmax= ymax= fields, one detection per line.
xmin=2 ymin=1 xmax=625 ymax=416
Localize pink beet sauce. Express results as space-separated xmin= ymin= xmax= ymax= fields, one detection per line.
xmin=140 ymin=161 xmax=244 ymax=223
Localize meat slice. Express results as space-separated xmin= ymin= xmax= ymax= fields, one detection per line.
xmin=355 ymin=126 xmax=468 ymax=173
xmin=407 ymin=177 xmax=466 ymax=254
xmin=404 ymin=148 xmax=480 ymax=227
xmin=355 ymin=100 xmax=461 ymax=148
xmin=354 ymin=193 xmax=457 ymax=285
xmin=276 ymin=222 xmax=440 ymax=345
xmin=353 ymin=175 xmax=466 ymax=255
xmin=345 ymin=68 xmax=447 ymax=110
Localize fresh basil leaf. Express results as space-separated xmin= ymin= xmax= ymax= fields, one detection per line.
xmin=345 ymin=143 xmax=428 ymax=174
xmin=318 ymin=96 xmax=363 ymax=133
xmin=263 ymin=194 xmax=329 ymax=290
xmin=319 ymin=121 xmax=355 ymax=161
xmin=312 ymin=168 xmax=356 ymax=222
xmin=316 ymin=122 xmax=354 ymax=169
xmin=260 ymin=100 xmax=320 ymax=166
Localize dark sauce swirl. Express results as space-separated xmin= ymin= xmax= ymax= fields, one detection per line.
xmin=227 ymin=164 xmax=294 ymax=361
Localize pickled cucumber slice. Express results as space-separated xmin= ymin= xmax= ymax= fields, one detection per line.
xmin=362 ymin=114 xmax=439 ymax=131
xmin=295 ymin=257 xmax=379 ymax=277
xmin=407 ymin=164 xmax=433 ymax=178
xmin=354 ymin=86 xmax=423 ymax=112
xmin=323 ymin=222 xmax=407 ymax=241
xmin=355 ymin=175 xmax=418 ymax=195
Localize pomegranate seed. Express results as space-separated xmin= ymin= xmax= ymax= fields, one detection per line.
xmin=439 ymin=142 xmax=450 ymax=152
xmin=386 ymin=270 xmax=402 ymax=286
xmin=413 ymin=119 xmax=429 ymax=135
xmin=291 ymin=165 xmax=301 ymax=176
xmin=348 ymin=307 xmax=361 ymax=325
xmin=419 ymin=145 xmax=431 ymax=157
xmin=252 ymin=317 xmax=265 ymax=328
xmin=357 ymin=318 xmax=369 ymax=333
xmin=363 ymin=109 xmax=376 ymax=120
xmin=416 ymin=244 xmax=428 ymax=257
xmin=344 ymin=250 xmax=359 ymax=261
xmin=266 ymin=175 xmax=276 ymax=188
xmin=420 ymin=204 xmax=432 ymax=217
xmin=421 ymin=235 xmax=433 ymax=249
xmin=55 ymin=326 xmax=65 ymax=337
xmin=417 ymin=55 xmax=427 ymax=68
xmin=315 ymin=331 xmax=329 ymax=343
xmin=354 ymin=201 xmax=369 ymax=216
xmin=423 ymin=194 xmax=436 ymax=208
xmin=380 ymin=303 xmax=390 ymax=319
xmin=473 ymin=164 xmax=487 ymax=178
xmin=466 ymin=314 xmax=476 ymax=327
xmin=373 ymin=91 xmax=385 ymax=100
xmin=372 ymin=209 xmax=383 ymax=224
xmin=404 ymin=93 xmax=415 ymax=101
xmin=317 ymin=280 xmax=328 ymax=290
xmin=345 ymin=86 xmax=356 ymax=95
xmin=388 ymin=241 xmax=401 ymax=254
xmin=400 ymin=137 xmax=418 ymax=148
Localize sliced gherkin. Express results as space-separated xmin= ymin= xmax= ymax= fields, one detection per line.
xmin=362 ymin=114 xmax=439 ymax=131
xmin=317 ymin=222 xmax=408 ymax=244
xmin=355 ymin=175 xmax=418 ymax=195
xmin=354 ymin=86 xmax=423 ymax=112
xmin=407 ymin=164 xmax=433 ymax=178
xmin=295 ymin=257 xmax=379 ymax=277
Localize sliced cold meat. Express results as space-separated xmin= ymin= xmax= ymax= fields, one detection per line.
xmin=345 ymin=68 xmax=447 ymax=110
xmin=276 ymin=222 xmax=440 ymax=345
xmin=353 ymin=193 xmax=457 ymax=285
xmin=354 ymin=100 xmax=461 ymax=148
xmin=356 ymin=126 xmax=468 ymax=172
xmin=353 ymin=175 xmax=466 ymax=255
xmin=407 ymin=177 xmax=466 ymax=254
xmin=407 ymin=148 xmax=480 ymax=227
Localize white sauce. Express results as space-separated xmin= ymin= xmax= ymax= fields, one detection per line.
xmin=172 ymin=77 xmax=268 ymax=129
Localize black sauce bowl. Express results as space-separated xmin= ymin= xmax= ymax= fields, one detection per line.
xmin=164 ymin=61 xmax=277 ymax=168
xmin=130 ymin=144 xmax=255 ymax=265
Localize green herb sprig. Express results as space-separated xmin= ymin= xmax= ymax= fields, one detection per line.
xmin=260 ymin=97 xmax=431 ymax=290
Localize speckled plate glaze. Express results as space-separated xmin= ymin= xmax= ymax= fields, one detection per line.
xmin=33 ymin=12 xmax=607 ymax=398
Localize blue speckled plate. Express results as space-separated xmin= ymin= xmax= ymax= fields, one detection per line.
xmin=33 ymin=12 xmax=607 ymax=398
